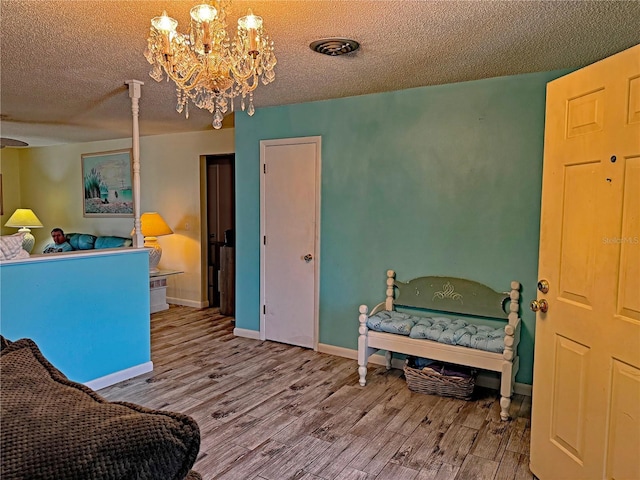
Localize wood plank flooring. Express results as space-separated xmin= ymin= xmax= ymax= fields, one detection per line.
xmin=98 ymin=306 xmax=534 ymax=480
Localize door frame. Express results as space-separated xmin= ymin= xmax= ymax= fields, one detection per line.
xmin=259 ymin=136 xmax=322 ymax=345
xmin=200 ymin=153 xmax=235 ymax=310
xmin=205 ymin=154 xmax=235 ymax=310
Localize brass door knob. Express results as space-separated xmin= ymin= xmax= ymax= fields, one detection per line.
xmin=530 ymin=299 xmax=549 ymax=313
xmin=537 ymin=279 xmax=549 ymax=294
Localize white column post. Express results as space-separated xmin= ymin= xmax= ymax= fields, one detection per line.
xmin=125 ymin=80 xmax=145 ymax=248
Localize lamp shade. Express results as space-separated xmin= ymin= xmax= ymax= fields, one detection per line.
xmin=4 ymin=208 xmax=43 ymax=253
xmin=140 ymin=212 xmax=173 ymax=237
xmin=4 ymin=208 xmax=43 ymax=228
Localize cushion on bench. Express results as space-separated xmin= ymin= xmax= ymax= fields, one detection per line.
xmin=367 ymin=311 xmax=506 ymax=353
xmin=365 ymin=310 xmax=417 ymax=335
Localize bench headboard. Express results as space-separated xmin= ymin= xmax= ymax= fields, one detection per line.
xmin=387 ymin=270 xmax=518 ymax=320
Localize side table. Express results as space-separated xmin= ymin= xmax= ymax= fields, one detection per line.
xmin=149 ymin=269 xmax=183 ymax=313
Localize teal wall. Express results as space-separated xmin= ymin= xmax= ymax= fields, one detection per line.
xmin=235 ymin=70 xmax=569 ymax=385
xmin=0 ymin=250 xmax=150 ymax=383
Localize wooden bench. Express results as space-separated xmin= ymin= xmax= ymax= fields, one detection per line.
xmin=358 ymin=270 xmax=521 ymax=421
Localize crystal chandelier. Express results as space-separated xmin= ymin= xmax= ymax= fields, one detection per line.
xmin=144 ymin=0 xmax=276 ymax=129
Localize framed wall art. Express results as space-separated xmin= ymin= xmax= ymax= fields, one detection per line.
xmin=81 ymin=149 xmax=134 ymax=217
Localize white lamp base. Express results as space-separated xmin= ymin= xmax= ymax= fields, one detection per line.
xmin=144 ymin=236 xmax=162 ymax=273
xmin=18 ymin=227 xmax=35 ymax=253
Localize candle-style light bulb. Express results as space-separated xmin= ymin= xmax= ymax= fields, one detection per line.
xmin=238 ymin=10 xmax=262 ymax=55
xmin=191 ymin=4 xmax=217 ymax=22
xmin=152 ymin=11 xmax=178 ymax=33
xmin=152 ymin=11 xmax=178 ymax=56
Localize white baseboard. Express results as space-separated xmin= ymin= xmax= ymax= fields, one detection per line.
xmin=318 ymin=343 xmax=358 ymax=359
xmin=513 ymin=382 xmax=532 ymax=396
xmin=84 ymin=361 xmax=153 ymax=391
xmin=317 ymin=343 xmax=532 ymax=397
xmin=234 ymin=327 xmax=261 ymax=340
xmin=166 ymin=297 xmax=208 ymax=309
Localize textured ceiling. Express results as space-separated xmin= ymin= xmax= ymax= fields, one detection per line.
xmin=1 ymin=0 xmax=639 ymax=147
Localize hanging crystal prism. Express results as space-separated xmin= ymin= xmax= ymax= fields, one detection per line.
xmin=247 ymin=92 xmax=255 ymax=116
xmin=176 ymin=88 xmax=184 ymax=113
xmin=212 ymin=109 xmax=224 ymax=129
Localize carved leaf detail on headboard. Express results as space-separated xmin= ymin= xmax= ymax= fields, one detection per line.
xmin=432 ymin=282 xmax=463 ymax=303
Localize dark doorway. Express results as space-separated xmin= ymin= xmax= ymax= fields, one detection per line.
xmin=206 ymin=155 xmax=235 ymax=314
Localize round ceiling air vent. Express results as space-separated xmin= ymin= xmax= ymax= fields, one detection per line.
xmin=310 ymin=38 xmax=360 ymax=56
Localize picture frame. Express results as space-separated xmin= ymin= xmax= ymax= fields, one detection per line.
xmin=81 ymin=149 xmax=134 ymax=217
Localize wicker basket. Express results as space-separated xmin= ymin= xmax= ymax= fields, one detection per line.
xmin=403 ymin=358 xmax=476 ymax=400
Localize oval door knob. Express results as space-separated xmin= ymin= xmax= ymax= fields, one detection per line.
xmin=537 ymin=279 xmax=549 ymax=294
xmin=303 ymin=253 xmax=313 ymax=262
xmin=530 ymin=299 xmax=549 ymax=313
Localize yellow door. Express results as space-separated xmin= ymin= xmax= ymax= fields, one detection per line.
xmin=530 ymin=44 xmax=640 ymax=479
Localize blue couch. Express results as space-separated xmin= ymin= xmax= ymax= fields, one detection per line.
xmin=66 ymin=233 xmax=132 ymax=250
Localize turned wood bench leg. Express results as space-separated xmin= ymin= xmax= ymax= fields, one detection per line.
xmin=358 ymin=365 xmax=367 ymax=386
xmin=499 ymin=281 xmax=521 ymax=421
xmin=358 ymin=304 xmax=371 ymax=387
xmin=500 ymin=359 xmax=516 ymax=421
xmin=500 ymin=396 xmax=511 ymax=421
xmin=385 ymin=351 xmax=392 ymax=370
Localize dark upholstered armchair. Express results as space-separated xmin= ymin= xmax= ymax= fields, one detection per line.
xmin=0 ymin=336 xmax=201 ymax=480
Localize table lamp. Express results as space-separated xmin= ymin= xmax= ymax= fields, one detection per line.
xmin=140 ymin=212 xmax=173 ymax=273
xmin=4 ymin=208 xmax=43 ymax=253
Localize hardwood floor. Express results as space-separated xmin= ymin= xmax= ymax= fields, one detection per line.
xmin=98 ymin=306 xmax=534 ymax=480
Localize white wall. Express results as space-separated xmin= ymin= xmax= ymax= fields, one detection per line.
xmin=2 ymin=129 xmax=234 ymax=306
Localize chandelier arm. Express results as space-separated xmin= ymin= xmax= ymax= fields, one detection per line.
xmin=228 ymin=55 xmax=257 ymax=81
xmin=164 ymin=64 xmax=207 ymax=93
xmin=228 ymin=60 xmax=260 ymax=93
xmin=241 ymin=72 xmax=260 ymax=93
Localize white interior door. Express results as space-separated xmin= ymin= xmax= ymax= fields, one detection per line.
xmin=530 ymin=44 xmax=640 ymax=479
xmin=260 ymin=137 xmax=321 ymax=348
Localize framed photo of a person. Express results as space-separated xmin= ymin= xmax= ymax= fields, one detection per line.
xmin=81 ymin=149 xmax=134 ymax=217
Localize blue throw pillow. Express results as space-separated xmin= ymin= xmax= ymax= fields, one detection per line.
xmin=94 ymin=236 xmax=132 ymax=249
xmin=66 ymin=233 xmax=97 ymax=250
